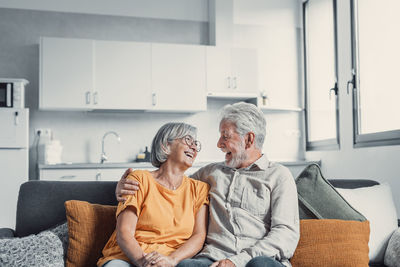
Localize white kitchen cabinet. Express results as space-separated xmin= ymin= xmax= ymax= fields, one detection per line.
xmin=93 ymin=41 xmax=152 ymax=110
xmin=98 ymin=167 xmax=159 ymax=181
xmin=39 ymin=164 xmax=197 ymax=182
xmin=39 ymin=167 xmax=156 ymax=181
xmin=40 ymin=37 xmax=94 ymax=110
xmin=206 ymin=47 xmax=258 ymax=97
xmin=151 ymin=43 xmax=207 ymax=112
xmin=39 ymin=168 xmax=98 ymax=181
xmin=40 ymin=38 xmax=207 ymax=112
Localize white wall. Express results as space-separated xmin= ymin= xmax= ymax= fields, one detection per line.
xmin=234 ymin=0 xmax=301 ymax=27
xmin=0 ymin=0 xmax=208 ymax=22
xmin=305 ymin=0 xmax=400 ymax=215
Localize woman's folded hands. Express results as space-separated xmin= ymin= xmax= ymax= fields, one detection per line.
xmin=138 ymin=251 xmax=177 ymax=267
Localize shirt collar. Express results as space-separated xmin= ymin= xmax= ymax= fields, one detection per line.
xmin=244 ymin=154 xmax=269 ymax=171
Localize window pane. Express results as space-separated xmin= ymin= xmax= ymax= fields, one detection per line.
xmin=357 ymin=0 xmax=400 ymax=134
xmin=306 ymin=0 xmax=337 ymax=142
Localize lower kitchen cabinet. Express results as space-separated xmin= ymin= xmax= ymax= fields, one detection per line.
xmin=39 ymin=164 xmax=200 ymax=181
xmin=39 ymin=168 xmax=99 ymax=181
xmin=39 ymin=167 xmax=156 ymax=181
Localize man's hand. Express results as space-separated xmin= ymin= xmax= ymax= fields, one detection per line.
xmin=210 ymin=259 xmax=235 ymax=267
xmin=115 ymin=168 xmax=139 ymax=202
xmin=139 ymin=251 xmax=177 ymax=267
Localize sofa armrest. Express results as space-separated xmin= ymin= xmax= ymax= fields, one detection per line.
xmin=0 ymin=228 xmax=15 ymax=239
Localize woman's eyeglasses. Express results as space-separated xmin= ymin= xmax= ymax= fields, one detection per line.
xmin=182 ymin=135 xmax=201 ymax=152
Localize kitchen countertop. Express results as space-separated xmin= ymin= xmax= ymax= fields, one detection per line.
xmin=39 ymin=159 xmax=321 ymax=169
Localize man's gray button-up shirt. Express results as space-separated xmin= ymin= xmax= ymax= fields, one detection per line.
xmin=191 ymin=155 xmax=300 ymax=267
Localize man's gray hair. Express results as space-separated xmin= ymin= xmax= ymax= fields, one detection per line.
xmin=150 ymin=122 xmax=197 ymax=168
xmin=220 ymin=102 xmax=266 ymax=150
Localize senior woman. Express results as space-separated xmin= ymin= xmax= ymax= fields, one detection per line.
xmin=97 ymin=122 xmax=209 ymax=267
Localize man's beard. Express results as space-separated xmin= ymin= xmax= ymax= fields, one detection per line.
xmin=224 ymin=143 xmax=248 ymax=169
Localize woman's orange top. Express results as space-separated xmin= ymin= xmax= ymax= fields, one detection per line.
xmin=97 ymin=170 xmax=210 ymax=266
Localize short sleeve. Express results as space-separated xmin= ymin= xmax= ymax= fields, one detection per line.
xmin=194 ymin=181 xmax=210 ymax=214
xmin=116 ymin=170 xmax=146 ymax=218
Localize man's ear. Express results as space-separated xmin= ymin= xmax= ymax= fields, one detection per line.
xmin=245 ymin=132 xmax=255 ymax=149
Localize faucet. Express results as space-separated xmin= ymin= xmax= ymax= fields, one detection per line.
xmin=101 ymin=131 xmax=121 ymax=163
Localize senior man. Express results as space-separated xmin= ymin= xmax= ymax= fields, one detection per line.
xmin=116 ymin=102 xmax=299 ymax=267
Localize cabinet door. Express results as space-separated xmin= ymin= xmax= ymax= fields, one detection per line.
xmin=97 ymin=168 xmax=126 ymax=181
xmin=231 ymin=48 xmax=259 ymax=94
xmin=94 ymin=41 xmax=152 ymax=110
xmin=97 ymin=168 xmax=152 ymax=181
xmin=0 ymin=108 xmax=28 ymax=148
xmin=40 ymin=37 xmax=94 ymax=110
xmin=206 ymin=46 xmax=232 ymax=94
xmin=151 ymin=43 xmax=207 ymax=112
xmin=39 ymin=168 xmax=97 ymax=181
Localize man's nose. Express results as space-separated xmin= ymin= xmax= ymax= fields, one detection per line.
xmin=217 ymin=137 xmax=223 ymax=148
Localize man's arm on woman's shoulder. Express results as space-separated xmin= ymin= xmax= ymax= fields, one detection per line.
xmin=115 ymin=168 xmax=140 ymax=202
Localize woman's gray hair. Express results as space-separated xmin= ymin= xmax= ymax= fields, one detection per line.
xmin=220 ymin=102 xmax=266 ymax=150
xmin=150 ymin=122 xmax=198 ymax=167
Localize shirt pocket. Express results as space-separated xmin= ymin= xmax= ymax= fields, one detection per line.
xmin=240 ymin=184 xmax=270 ymax=216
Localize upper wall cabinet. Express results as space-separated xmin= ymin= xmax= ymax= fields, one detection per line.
xmin=40 ymin=37 xmax=207 ymax=112
xmin=40 ymin=37 xmax=94 ymax=110
xmin=40 ymin=37 xmax=153 ymax=110
xmin=151 ymin=43 xmax=207 ymax=112
xmin=206 ymin=47 xmax=258 ymax=98
xmin=93 ymin=40 xmax=152 ymax=110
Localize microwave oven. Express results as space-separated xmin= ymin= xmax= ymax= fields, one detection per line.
xmin=0 ymin=79 xmax=29 ymax=108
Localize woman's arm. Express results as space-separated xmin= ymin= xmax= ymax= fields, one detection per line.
xmin=116 ymin=207 xmax=148 ymax=267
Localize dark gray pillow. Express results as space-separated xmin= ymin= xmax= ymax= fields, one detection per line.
xmin=296 ymin=164 xmax=366 ymax=221
xmin=0 ymin=222 xmax=68 ymax=267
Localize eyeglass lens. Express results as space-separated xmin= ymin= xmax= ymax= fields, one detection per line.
xmin=184 ymin=136 xmax=201 ymax=152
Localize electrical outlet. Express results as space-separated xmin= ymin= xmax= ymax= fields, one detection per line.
xmin=35 ymin=128 xmax=52 ymax=138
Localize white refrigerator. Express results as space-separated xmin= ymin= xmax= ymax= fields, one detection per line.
xmin=0 ymin=108 xmax=29 ymax=228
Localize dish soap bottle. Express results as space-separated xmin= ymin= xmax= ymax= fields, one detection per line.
xmin=144 ymin=146 xmax=151 ymax=162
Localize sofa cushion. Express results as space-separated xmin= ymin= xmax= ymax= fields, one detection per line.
xmin=65 ymin=200 xmax=117 ymax=267
xmin=0 ymin=228 xmax=15 ymax=239
xmin=337 ymin=183 xmax=398 ymax=263
xmin=16 ymin=181 xmax=118 ymax=237
xmin=295 ymin=164 xmax=366 ymax=221
xmin=290 ymin=219 xmax=370 ymax=267
xmin=0 ymin=222 xmax=67 ymax=267
xmin=385 ymin=227 xmax=400 ymax=267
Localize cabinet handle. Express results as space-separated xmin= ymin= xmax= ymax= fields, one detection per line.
xmin=96 ymin=172 xmax=101 ymax=181
xmin=233 ymin=77 xmax=237 ymax=89
xmin=86 ymin=92 xmax=91 ymax=104
xmin=152 ymin=93 xmax=157 ymax=106
xmin=227 ymin=77 xmax=231 ymax=88
xmin=60 ymin=175 xmax=76 ymax=179
xmin=93 ymin=92 xmax=98 ymax=105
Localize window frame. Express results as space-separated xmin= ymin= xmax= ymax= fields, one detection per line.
xmin=350 ymin=0 xmax=400 ymax=148
xmin=303 ymin=0 xmax=340 ymax=151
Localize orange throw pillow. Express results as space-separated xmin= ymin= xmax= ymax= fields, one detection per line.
xmin=291 ymin=219 xmax=370 ymax=267
xmin=65 ymin=200 xmax=117 ymax=267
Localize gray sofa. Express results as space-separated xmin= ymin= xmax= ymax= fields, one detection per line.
xmin=0 ymin=179 xmax=398 ymax=266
